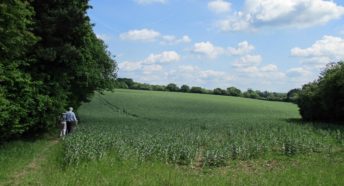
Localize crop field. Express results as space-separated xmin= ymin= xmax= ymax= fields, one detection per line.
xmin=64 ymin=89 xmax=343 ymax=167
xmin=2 ymin=88 xmax=344 ymax=185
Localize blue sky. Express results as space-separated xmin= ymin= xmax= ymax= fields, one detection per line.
xmin=89 ymin=0 xmax=344 ymax=92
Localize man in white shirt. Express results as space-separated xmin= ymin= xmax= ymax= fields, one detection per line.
xmin=66 ymin=107 xmax=78 ymax=134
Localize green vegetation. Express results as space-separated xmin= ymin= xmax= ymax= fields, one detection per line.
xmin=0 ymin=1 xmax=116 ymax=141
xmin=298 ymin=62 xmax=344 ymax=122
xmin=115 ymin=78 xmax=288 ymax=102
xmin=64 ymin=90 xmax=343 ymax=167
xmin=1 ymin=89 xmax=343 ymax=185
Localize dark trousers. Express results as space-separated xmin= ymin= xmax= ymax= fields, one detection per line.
xmin=66 ymin=121 xmax=75 ymax=134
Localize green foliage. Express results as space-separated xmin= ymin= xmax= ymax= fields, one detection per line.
xmin=227 ymin=87 xmax=242 ymax=96
xmin=151 ymin=85 xmax=166 ymax=91
xmin=62 ymin=90 xmax=342 ymax=167
xmin=116 ymin=78 xmax=134 ymax=88
xmin=0 ymin=0 xmax=116 ymax=141
xmin=0 ymin=0 xmax=46 ymax=139
xmin=180 ymin=85 xmax=190 ymax=92
xmin=166 ymin=83 xmax=179 ymax=92
xmin=243 ymin=89 xmax=259 ymax=99
xmin=213 ymin=88 xmax=227 ymax=95
xmin=298 ymin=62 xmax=344 ymax=122
xmin=190 ymin=86 xmax=204 ymax=93
xmin=287 ymin=88 xmax=301 ymax=103
xmin=131 ymin=83 xmax=151 ymax=90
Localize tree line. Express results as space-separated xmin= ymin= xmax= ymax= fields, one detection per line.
xmin=0 ymin=0 xmax=117 ymax=141
xmin=115 ymin=78 xmax=295 ymax=102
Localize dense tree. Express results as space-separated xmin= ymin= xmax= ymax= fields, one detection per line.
xmin=30 ymin=0 xmax=116 ymax=106
xmin=227 ymin=87 xmax=242 ymax=97
xmin=0 ymin=0 xmax=117 ymax=141
xmin=190 ymin=87 xmax=204 ymax=94
xmin=114 ymin=81 xmax=129 ymax=89
xmin=243 ymin=89 xmax=259 ymax=99
xmin=180 ymin=85 xmax=190 ymax=92
xmin=117 ymin=78 xmax=134 ymax=88
xmin=166 ymin=83 xmax=179 ymax=92
xmin=286 ymin=88 xmax=301 ymax=103
xmin=298 ymin=62 xmax=344 ymax=122
xmin=213 ymin=88 xmax=226 ymax=95
xmin=0 ymin=0 xmax=46 ymax=140
xmin=131 ymin=83 xmax=151 ymax=90
xmin=151 ymin=85 xmax=166 ymax=91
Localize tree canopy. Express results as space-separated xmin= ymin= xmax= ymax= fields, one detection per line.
xmin=297 ymin=62 xmax=344 ymax=122
xmin=0 ymin=0 xmax=116 ymax=141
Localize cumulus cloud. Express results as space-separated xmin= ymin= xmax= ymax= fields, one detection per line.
xmin=135 ymin=0 xmax=167 ymax=5
xmin=172 ymin=65 xmax=233 ymax=86
xmin=231 ymin=54 xmax=285 ymax=80
xmin=144 ymin=51 xmax=181 ymax=64
xmin=161 ymin=35 xmax=192 ymax=45
xmin=143 ymin=64 xmax=163 ymax=74
xmin=287 ymin=67 xmax=312 ymax=77
xmin=291 ymin=35 xmax=344 ymax=68
xmin=118 ymin=51 xmax=180 ymax=73
xmin=192 ymin=41 xmax=224 ymax=58
xmin=120 ymin=29 xmax=160 ymax=41
xmin=286 ymin=67 xmax=316 ymax=85
xmin=120 ymin=29 xmax=191 ymax=44
xmin=233 ymin=54 xmax=262 ymax=68
xmin=208 ymin=0 xmax=231 ymax=14
xmin=118 ymin=61 xmax=142 ymax=72
xmin=228 ymin=41 xmax=255 ymax=56
xmin=216 ymin=0 xmax=344 ymax=31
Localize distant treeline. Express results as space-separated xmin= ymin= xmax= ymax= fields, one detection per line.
xmin=0 ymin=1 xmax=116 ymax=141
xmin=114 ymin=78 xmax=299 ymax=102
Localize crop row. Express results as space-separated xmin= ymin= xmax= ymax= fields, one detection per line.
xmin=63 ymin=120 xmax=342 ymax=167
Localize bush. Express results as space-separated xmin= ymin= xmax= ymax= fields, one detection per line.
xmin=297 ymin=62 xmax=344 ymax=122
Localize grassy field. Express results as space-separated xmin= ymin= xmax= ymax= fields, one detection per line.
xmin=1 ymin=89 xmax=344 ymax=185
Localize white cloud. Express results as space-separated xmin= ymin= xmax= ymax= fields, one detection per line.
xmin=287 ymin=67 xmax=312 ymax=77
xmin=233 ymin=54 xmax=262 ymax=68
xmin=120 ymin=29 xmax=160 ymax=41
xmin=216 ymin=12 xmax=251 ymax=31
xmin=228 ymin=41 xmax=255 ymax=55
xmin=286 ymin=67 xmax=316 ymax=85
xmin=261 ymin=64 xmax=278 ymax=72
xmin=143 ymin=64 xmax=163 ymax=74
xmin=144 ymin=51 xmax=181 ymax=64
xmin=135 ymin=0 xmax=167 ymax=5
xmin=119 ymin=51 xmax=180 ymax=73
xmin=192 ymin=41 xmax=224 ymax=58
xmin=161 ymin=35 xmax=191 ymax=45
xmin=120 ymin=29 xmax=191 ymax=45
xmin=291 ymin=35 xmax=344 ymax=68
xmin=216 ymin=0 xmax=344 ymax=31
xmin=118 ymin=61 xmax=142 ymax=72
xmin=208 ymin=0 xmax=231 ymax=14
xmin=173 ymin=65 xmax=233 ymax=86
xmin=232 ymin=54 xmax=286 ymax=81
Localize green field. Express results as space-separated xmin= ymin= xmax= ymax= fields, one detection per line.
xmin=1 ymin=89 xmax=344 ymax=185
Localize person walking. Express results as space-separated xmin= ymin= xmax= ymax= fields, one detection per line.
xmin=59 ymin=112 xmax=67 ymax=138
xmin=66 ymin=107 xmax=78 ymax=134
